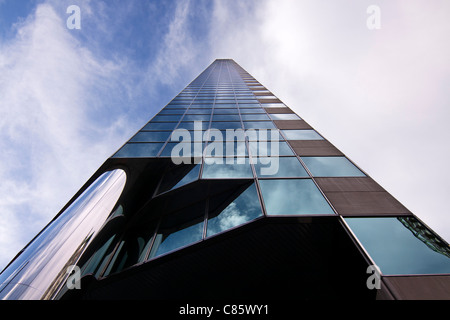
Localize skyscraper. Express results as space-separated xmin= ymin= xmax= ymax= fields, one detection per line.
xmin=1 ymin=59 xmax=449 ymax=300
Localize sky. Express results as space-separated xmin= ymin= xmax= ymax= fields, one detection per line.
xmin=0 ymin=0 xmax=449 ymax=270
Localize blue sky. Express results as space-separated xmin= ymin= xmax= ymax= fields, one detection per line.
xmin=0 ymin=0 xmax=449 ymax=270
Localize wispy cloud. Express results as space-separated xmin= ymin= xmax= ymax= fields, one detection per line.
xmin=0 ymin=2 xmax=133 ymax=269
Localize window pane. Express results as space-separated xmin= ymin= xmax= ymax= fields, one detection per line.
xmin=244 ymin=121 xmax=276 ymax=130
xmin=149 ymin=208 xmax=205 ymax=259
xmin=207 ymin=183 xmax=263 ymax=237
xmin=182 ymin=114 xmax=211 ymax=122
xmin=262 ymin=103 xmax=286 ymax=108
xmin=213 ymin=109 xmax=239 ymax=114
xmin=301 ymin=157 xmax=365 ymax=177
xmin=282 ymin=129 xmax=323 ymax=140
xmin=211 ymin=122 xmax=243 ymax=130
xmin=270 ymin=114 xmax=301 ymax=120
xmin=113 ymin=143 xmax=164 ymax=158
xmin=254 ymin=157 xmax=309 ymax=178
xmin=160 ymin=142 xmax=205 ymax=158
xmin=152 ymin=115 xmax=181 ymax=122
xmin=130 ymin=131 xmax=171 ymax=143
xmin=239 ymin=108 xmax=265 ymax=114
xmin=241 ymin=114 xmax=270 ymax=121
xmin=248 ymin=141 xmax=294 ymax=157
xmin=176 ymin=121 xmax=209 ymax=131
xmin=259 ymin=179 xmax=334 ymax=215
xmin=345 ymin=217 xmax=450 ymax=275
xmin=143 ymin=122 xmax=178 ymax=131
xmin=105 ymin=222 xmax=157 ymax=275
xmin=204 ymin=140 xmax=248 ymax=157
xmin=158 ymin=164 xmax=201 ymax=193
xmin=212 ymin=114 xmax=241 ymax=122
xmin=202 ymin=158 xmax=253 ymax=179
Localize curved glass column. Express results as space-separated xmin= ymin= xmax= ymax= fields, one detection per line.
xmin=0 ymin=169 xmax=127 ymax=300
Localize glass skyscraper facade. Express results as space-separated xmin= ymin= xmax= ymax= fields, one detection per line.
xmin=1 ymin=59 xmax=449 ymax=300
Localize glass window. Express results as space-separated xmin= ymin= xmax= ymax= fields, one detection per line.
xmin=213 ymin=108 xmax=239 ymax=115
xmin=210 ymin=122 xmax=243 ymax=130
xmin=243 ymin=121 xmax=276 ymax=130
xmin=270 ymin=114 xmax=301 ymax=120
xmin=176 ymin=121 xmax=209 ymax=131
xmin=152 ymin=115 xmax=181 ymax=122
xmin=241 ymin=114 xmax=270 ymax=121
xmin=160 ymin=142 xmax=205 ymax=158
xmin=158 ymin=109 xmax=186 ymax=115
xmin=105 ymin=222 xmax=157 ymax=275
xmin=253 ymin=157 xmax=309 ymax=178
xmin=301 ymin=157 xmax=366 ymax=177
xmin=282 ymin=129 xmax=323 ymax=140
xmin=214 ymin=103 xmax=237 ymax=108
xmin=149 ymin=204 xmax=205 ymax=259
xmin=259 ymin=179 xmax=334 ymax=215
xmin=185 ymin=109 xmax=212 ymax=115
xmin=345 ymin=217 xmax=450 ymax=275
xmin=262 ymin=103 xmax=286 ymax=108
xmin=129 ymin=131 xmax=171 ymax=143
xmin=204 ymin=140 xmax=248 ymax=157
xmin=202 ymin=158 xmax=253 ymax=179
xmin=113 ymin=143 xmax=164 ymax=158
xmin=143 ymin=122 xmax=177 ymax=131
xmin=239 ymin=108 xmax=265 ymax=114
xmin=182 ymin=114 xmax=211 ymax=122
xmin=158 ymin=164 xmax=201 ymax=194
xmin=248 ymin=140 xmax=294 ymax=157
xmin=207 ymin=183 xmax=263 ymax=237
xmin=212 ymin=114 xmax=241 ymax=122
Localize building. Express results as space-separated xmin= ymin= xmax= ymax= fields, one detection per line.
xmin=1 ymin=59 xmax=449 ymax=300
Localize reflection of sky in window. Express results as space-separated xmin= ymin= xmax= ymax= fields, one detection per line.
xmin=259 ymin=179 xmax=334 ymax=215
xmin=202 ymin=160 xmax=253 ymax=179
xmin=301 ymin=157 xmax=365 ymax=177
xmin=345 ymin=217 xmax=450 ymax=275
xmin=170 ymin=164 xmax=200 ymax=190
xmin=254 ymin=157 xmax=309 ymax=178
xmin=282 ymin=129 xmax=323 ymax=140
xmin=207 ymin=184 xmax=262 ymax=237
xmin=151 ymin=221 xmax=204 ymax=258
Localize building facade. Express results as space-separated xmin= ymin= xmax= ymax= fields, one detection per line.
xmin=1 ymin=59 xmax=449 ymax=300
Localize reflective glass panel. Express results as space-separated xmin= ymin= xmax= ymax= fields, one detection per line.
xmin=152 ymin=115 xmax=181 ymax=122
xmin=239 ymin=108 xmax=266 ymax=114
xmin=253 ymin=157 xmax=309 ymax=178
xmin=301 ymin=157 xmax=365 ymax=177
xmin=212 ymin=114 xmax=241 ymax=122
xmin=207 ymin=183 xmax=263 ymax=237
xmin=259 ymin=179 xmax=334 ymax=215
xmin=270 ymin=114 xmax=301 ymax=120
xmin=105 ymin=222 xmax=157 ymax=275
xmin=160 ymin=142 xmax=205 ymax=158
xmin=282 ymin=129 xmax=324 ymax=140
xmin=149 ymin=204 xmax=205 ymax=258
xmin=262 ymin=103 xmax=286 ymax=108
xmin=202 ymin=158 xmax=253 ymax=179
xmin=243 ymin=121 xmax=276 ymax=130
xmin=130 ymin=131 xmax=171 ymax=143
xmin=248 ymin=140 xmax=294 ymax=157
xmin=241 ymin=114 xmax=270 ymax=121
xmin=182 ymin=114 xmax=211 ymax=122
xmin=211 ymin=122 xmax=243 ymax=130
xmin=158 ymin=164 xmax=201 ymax=193
xmin=113 ymin=143 xmax=164 ymax=158
xmin=143 ymin=122 xmax=178 ymax=131
xmin=345 ymin=217 xmax=450 ymax=275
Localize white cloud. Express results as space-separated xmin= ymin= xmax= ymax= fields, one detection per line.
xmin=0 ymin=3 xmax=132 ymax=269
